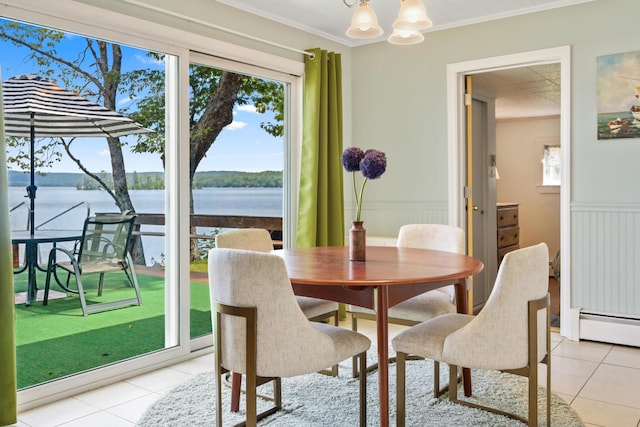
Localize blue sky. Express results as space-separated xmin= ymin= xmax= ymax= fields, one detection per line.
xmin=1 ymin=20 xmax=284 ymax=173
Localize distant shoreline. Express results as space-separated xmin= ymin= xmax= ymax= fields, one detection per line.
xmin=7 ymin=170 xmax=283 ymax=189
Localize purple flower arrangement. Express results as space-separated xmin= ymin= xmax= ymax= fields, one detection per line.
xmin=341 ymin=146 xmax=387 ymax=222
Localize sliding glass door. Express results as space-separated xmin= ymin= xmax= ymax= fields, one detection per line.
xmin=187 ymin=53 xmax=295 ymax=345
xmin=2 ymin=18 xmax=173 ymax=389
xmin=3 ymin=6 xmax=302 ymax=409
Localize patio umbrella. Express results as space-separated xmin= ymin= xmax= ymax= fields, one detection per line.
xmin=2 ymin=74 xmax=152 ymax=235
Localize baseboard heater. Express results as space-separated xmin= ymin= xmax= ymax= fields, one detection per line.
xmin=579 ymin=312 xmax=640 ymax=347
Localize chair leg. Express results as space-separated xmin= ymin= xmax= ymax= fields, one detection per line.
xmin=230 ymin=372 xmax=242 ymax=412
xmin=396 ymin=352 xmax=406 ymax=427
xmin=125 ymin=253 xmax=143 ymax=306
xmin=448 ymin=364 xmax=458 ymax=402
xmin=329 ymin=311 xmax=339 ymax=376
xmin=246 ymin=370 xmax=257 ymax=427
xmin=546 ymin=358 xmax=551 ymax=427
xmin=273 ymin=377 xmax=282 ymax=410
xmin=97 ymin=272 xmax=105 ymax=297
xmin=43 ymin=255 xmax=54 ymax=306
xmin=529 ymin=361 xmax=538 ymax=426
xmin=433 ymin=361 xmax=440 ymax=398
xmin=215 ymin=368 xmax=223 ymax=427
xmin=352 ymin=314 xmax=360 ymax=379
xmin=358 ymin=351 xmax=367 ymax=427
xmin=463 ymin=367 xmax=472 ymax=397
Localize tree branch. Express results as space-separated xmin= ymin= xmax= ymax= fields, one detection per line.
xmin=0 ymin=30 xmax=104 ymax=94
xmin=60 ymin=138 xmax=118 ymax=202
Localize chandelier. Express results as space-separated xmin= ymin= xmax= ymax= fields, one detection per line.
xmin=344 ymin=0 xmax=432 ymax=45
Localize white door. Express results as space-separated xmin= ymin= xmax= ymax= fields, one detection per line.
xmin=470 ymin=95 xmax=498 ymax=310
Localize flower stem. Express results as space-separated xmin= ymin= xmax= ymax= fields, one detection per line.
xmin=356 ymin=178 xmax=368 ymax=222
xmin=352 ymin=171 xmax=359 ymax=219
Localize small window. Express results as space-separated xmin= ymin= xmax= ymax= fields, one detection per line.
xmin=542 ymin=145 xmax=561 ymax=186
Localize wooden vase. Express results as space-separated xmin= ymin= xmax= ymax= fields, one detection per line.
xmin=349 ymin=221 xmax=366 ymax=261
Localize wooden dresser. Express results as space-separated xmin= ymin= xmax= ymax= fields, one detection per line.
xmin=497 ymin=203 xmax=519 ymax=266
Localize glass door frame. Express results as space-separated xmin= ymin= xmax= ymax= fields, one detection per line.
xmin=187 ymin=52 xmax=302 ymax=351
xmin=9 ymin=1 xmax=304 ymax=411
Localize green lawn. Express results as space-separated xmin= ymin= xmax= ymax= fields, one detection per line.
xmin=13 ymin=269 xmax=212 ymax=389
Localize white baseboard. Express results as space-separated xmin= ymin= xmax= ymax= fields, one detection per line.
xmin=579 ymin=314 xmax=640 ymax=347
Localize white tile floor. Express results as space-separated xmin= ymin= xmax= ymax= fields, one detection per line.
xmin=10 ymin=317 xmax=640 ymax=427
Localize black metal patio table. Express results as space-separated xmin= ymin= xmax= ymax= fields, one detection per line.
xmin=11 ymin=230 xmax=83 ymax=306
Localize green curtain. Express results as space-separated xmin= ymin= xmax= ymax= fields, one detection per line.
xmin=0 ymin=72 xmax=18 ymax=425
xmin=296 ymin=48 xmax=345 ymax=247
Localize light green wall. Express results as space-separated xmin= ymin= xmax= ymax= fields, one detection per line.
xmin=349 ymin=0 xmax=640 ymax=236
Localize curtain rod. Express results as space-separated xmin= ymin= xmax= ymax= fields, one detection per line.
xmin=121 ymin=0 xmax=315 ymax=59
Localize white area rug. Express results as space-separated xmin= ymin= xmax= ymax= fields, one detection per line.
xmin=137 ymin=352 xmax=584 ymax=426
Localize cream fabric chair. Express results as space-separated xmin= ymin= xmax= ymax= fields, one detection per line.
xmin=393 ymin=243 xmax=551 ymax=427
xmin=215 ymin=228 xmax=342 ymax=412
xmin=216 ymin=229 xmax=340 ymax=325
xmin=350 ymin=224 xmax=464 ymax=376
xmin=209 ymin=248 xmax=371 ymax=427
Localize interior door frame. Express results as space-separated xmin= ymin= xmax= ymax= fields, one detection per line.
xmin=446 ymin=46 xmax=576 ymax=340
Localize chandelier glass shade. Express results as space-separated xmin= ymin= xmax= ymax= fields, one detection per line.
xmin=393 ymin=0 xmax=432 ymax=31
xmin=387 ymin=28 xmax=425 ymax=45
xmin=345 ymin=1 xmax=384 ymax=39
xmin=344 ymin=0 xmax=431 ymax=45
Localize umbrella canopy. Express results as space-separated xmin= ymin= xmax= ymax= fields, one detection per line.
xmin=3 ymin=74 xmax=151 ymax=138
xmin=2 ymin=74 xmax=153 ymax=234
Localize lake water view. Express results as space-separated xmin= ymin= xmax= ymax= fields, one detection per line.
xmin=9 ymin=186 xmax=283 ymax=265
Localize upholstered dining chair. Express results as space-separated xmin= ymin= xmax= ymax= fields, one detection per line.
xmin=215 ymin=228 xmax=340 ymax=328
xmin=393 ymin=243 xmax=551 ymax=427
xmin=209 ymin=248 xmax=371 ymax=427
xmin=215 ymin=228 xmax=342 ymax=412
xmin=350 ymin=224 xmax=465 ymax=377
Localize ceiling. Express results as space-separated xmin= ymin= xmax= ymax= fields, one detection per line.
xmin=216 ymin=0 xmax=581 ymax=118
xmin=471 ymin=63 xmax=561 ymax=119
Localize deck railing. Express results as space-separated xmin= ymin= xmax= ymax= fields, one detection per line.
xmin=130 ymin=213 xmax=283 ymax=245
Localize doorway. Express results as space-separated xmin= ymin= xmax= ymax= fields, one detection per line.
xmin=446 ymin=46 xmax=574 ymax=338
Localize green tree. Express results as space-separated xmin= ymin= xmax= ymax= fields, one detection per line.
xmin=0 ymin=20 xmax=150 ymax=263
xmin=121 ymin=59 xmax=284 ymax=260
xmin=1 ymin=20 xmax=285 ymax=262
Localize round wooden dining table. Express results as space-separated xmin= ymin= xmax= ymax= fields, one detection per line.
xmin=275 ymin=245 xmax=484 ymax=427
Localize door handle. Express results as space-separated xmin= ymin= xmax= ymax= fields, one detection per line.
xmin=472 ymin=205 xmax=484 ymax=214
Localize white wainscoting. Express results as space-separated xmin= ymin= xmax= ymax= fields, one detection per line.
xmin=572 ymin=202 xmax=640 ymax=345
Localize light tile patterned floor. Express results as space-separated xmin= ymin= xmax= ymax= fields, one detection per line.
xmin=11 ymin=318 xmax=640 ymax=427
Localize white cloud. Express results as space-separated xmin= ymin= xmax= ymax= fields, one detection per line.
xmin=237 ymin=104 xmax=258 ymax=114
xmin=225 ymin=121 xmax=248 ymax=131
xmin=118 ymin=95 xmax=136 ymax=106
xmin=99 ymin=149 xmax=110 ymax=156
xmin=135 ymin=53 xmax=164 ymax=65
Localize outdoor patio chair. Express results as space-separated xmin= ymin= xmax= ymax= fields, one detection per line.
xmin=209 ymin=248 xmax=370 ymax=427
xmin=393 ymin=243 xmax=551 ymax=427
xmin=43 ymin=214 xmax=142 ymax=316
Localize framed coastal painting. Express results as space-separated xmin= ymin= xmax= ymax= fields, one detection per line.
xmin=597 ymin=51 xmax=640 ymax=140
